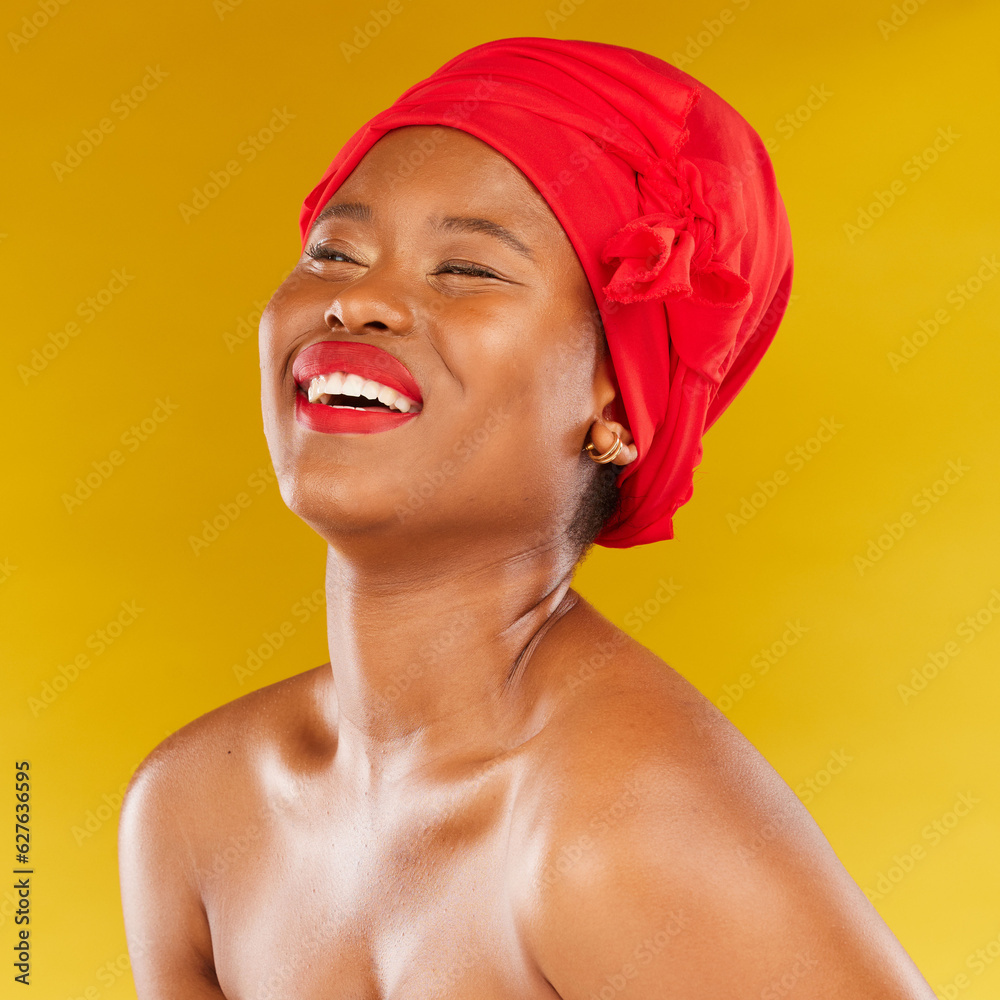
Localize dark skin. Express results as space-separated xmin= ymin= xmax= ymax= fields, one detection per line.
xmin=118 ymin=126 xmax=936 ymax=999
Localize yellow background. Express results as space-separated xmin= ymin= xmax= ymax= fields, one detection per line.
xmin=2 ymin=0 xmax=997 ymax=996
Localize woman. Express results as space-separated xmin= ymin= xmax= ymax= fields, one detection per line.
xmin=118 ymin=37 xmax=936 ymax=999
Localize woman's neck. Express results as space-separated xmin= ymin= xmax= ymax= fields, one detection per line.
xmin=322 ymin=537 xmax=579 ymax=785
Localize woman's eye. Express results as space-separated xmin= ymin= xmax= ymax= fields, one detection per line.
xmin=303 ymin=248 xmax=500 ymax=280
xmin=305 ymin=245 xmax=359 ymax=263
xmin=436 ymin=263 xmax=501 ymax=279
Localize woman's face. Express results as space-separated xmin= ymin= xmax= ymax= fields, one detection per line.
xmin=260 ymin=125 xmax=614 ymax=552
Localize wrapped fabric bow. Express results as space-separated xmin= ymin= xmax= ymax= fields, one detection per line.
xmin=601 ymin=202 xmax=752 ymax=310
xmin=600 ymin=206 xmax=754 ymax=387
xmin=601 ymin=214 xmax=702 ymax=304
xmin=298 ymin=37 xmax=794 ymax=547
xmin=600 ymin=148 xmax=756 ymax=386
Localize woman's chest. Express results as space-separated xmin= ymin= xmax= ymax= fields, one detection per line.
xmin=201 ymin=783 xmax=550 ymax=1000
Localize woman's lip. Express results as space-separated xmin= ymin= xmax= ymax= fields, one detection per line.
xmin=294 ymin=394 xmax=419 ymax=434
xmin=292 ymin=341 xmax=423 ymax=403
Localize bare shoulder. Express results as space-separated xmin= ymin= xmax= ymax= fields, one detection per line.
xmin=521 ymin=608 xmax=807 ymax=868
xmin=119 ymin=662 xmax=334 ymax=889
xmin=529 ymin=593 xmax=777 ymax=799
xmin=122 ymin=663 xmax=331 ymax=806
xmin=117 ymin=664 xmax=335 ymax=996
xmin=510 ymin=599 xmax=935 ymax=999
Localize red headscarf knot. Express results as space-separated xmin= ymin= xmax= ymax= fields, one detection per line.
xmin=601 ymin=152 xmax=754 ymax=385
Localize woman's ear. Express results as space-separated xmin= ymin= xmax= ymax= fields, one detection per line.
xmin=592 ymin=349 xmax=632 ymax=441
xmin=587 ymin=352 xmax=637 ymax=465
xmin=586 ymin=416 xmax=637 ymax=466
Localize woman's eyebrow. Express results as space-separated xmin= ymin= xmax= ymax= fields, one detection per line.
xmin=310 ymin=201 xmax=535 ymax=261
xmin=431 ymin=215 xmax=536 ymax=261
xmin=312 ymin=201 xmax=373 ymax=229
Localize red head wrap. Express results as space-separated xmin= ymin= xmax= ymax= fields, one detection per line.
xmin=299 ymin=37 xmax=794 ymax=547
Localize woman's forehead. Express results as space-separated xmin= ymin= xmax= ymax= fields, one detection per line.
xmin=338 ymin=125 xmax=561 ymax=233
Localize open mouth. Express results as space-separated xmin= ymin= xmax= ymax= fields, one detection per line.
xmin=291 ymin=340 xmax=424 ymax=435
xmin=299 ymin=371 xmax=422 ymax=414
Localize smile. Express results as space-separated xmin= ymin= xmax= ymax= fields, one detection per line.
xmin=303 ymin=372 xmax=421 ymax=413
xmin=291 ymin=340 xmax=423 ymax=435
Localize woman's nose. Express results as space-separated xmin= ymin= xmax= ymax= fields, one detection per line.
xmin=323 ymin=267 xmax=416 ymax=338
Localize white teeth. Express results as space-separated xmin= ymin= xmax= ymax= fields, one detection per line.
xmin=304 ymin=371 xmax=421 ymax=413
xmin=341 ymin=373 xmax=365 ymax=396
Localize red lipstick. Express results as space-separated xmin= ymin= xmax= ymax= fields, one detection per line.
xmin=293 ymin=341 xmax=422 ymax=402
xmin=291 ymin=341 xmax=422 ymax=436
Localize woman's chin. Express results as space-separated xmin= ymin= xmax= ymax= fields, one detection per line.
xmin=275 ymin=472 xmax=421 ymax=543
